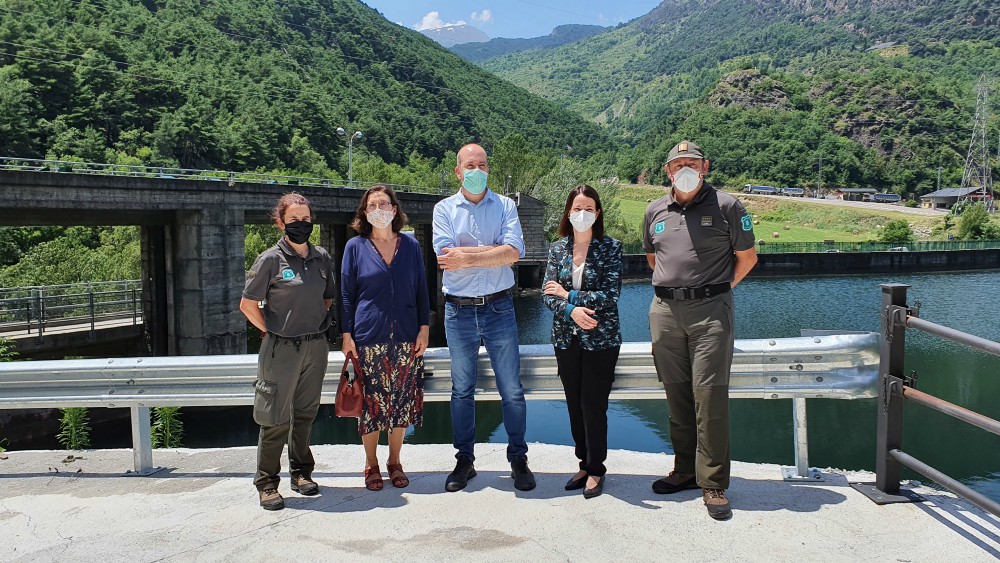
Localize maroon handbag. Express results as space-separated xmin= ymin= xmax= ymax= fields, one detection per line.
xmin=335 ymin=352 xmax=364 ymax=418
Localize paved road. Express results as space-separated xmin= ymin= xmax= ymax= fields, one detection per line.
xmin=1 ymin=444 xmax=997 ymax=562
xmin=742 ymin=193 xmax=948 ymax=217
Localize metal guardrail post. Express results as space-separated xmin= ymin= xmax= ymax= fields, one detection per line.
xmin=132 ymin=288 xmax=138 ymax=325
xmin=876 ymin=284 xmax=907 ymax=493
xmin=129 ymin=406 xmax=158 ymax=475
xmin=34 ymin=289 xmax=43 ymax=342
xmin=851 ymin=284 xmax=924 ymax=504
xmin=781 ymin=398 xmax=823 ymax=481
xmin=88 ymin=284 xmax=96 ymax=335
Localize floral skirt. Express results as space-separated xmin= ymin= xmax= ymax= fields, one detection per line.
xmin=357 ymin=339 xmax=424 ymax=434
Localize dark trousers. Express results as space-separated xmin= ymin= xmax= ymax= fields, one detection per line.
xmin=554 ymin=340 xmax=620 ymax=477
xmin=649 ymin=292 xmax=734 ymax=489
xmin=253 ymin=334 xmax=328 ymax=491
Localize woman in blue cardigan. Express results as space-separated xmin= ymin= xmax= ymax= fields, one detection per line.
xmin=341 ymin=185 xmax=430 ymax=491
xmin=542 ymin=184 xmax=622 ymax=499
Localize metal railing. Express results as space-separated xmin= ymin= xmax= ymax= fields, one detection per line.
xmin=0 ymin=157 xmax=446 ymax=195
xmin=0 ymin=280 xmax=143 ymax=339
xmin=621 ymin=240 xmax=1000 ymax=255
xmin=0 ymin=333 xmax=879 ymax=475
xmin=852 ymin=284 xmax=1000 ymax=517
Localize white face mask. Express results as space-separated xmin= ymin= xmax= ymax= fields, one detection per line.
xmin=672 ymin=166 xmax=702 ymax=194
xmin=569 ymin=210 xmax=597 ymax=233
xmin=368 ymin=208 xmax=395 ymax=230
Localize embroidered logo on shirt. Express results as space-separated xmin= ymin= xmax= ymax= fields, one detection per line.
xmin=701 ymin=216 xmax=713 ymax=227
xmin=654 ymin=221 xmax=666 ymax=234
xmin=741 ymin=214 xmax=753 ymax=231
xmin=281 ymin=268 xmax=295 ymax=280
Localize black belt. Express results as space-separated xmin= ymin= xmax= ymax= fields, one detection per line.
xmin=445 ymin=289 xmax=511 ymax=306
xmin=270 ymin=332 xmax=325 ymax=343
xmin=654 ymin=283 xmax=731 ymax=301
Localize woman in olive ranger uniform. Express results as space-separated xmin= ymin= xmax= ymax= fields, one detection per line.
xmin=240 ymin=193 xmax=337 ymax=511
xmin=543 ymin=185 xmax=623 ymax=499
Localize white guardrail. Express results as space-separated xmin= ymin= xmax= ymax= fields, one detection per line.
xmin=0 ymin=333 xmax=879 ymax=477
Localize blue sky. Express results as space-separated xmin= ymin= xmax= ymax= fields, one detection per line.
xmin=361 ymin=1 xmax=662 ymax=39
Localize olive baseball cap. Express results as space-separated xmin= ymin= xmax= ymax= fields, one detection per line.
xmin=666 ymin=140 xmax=704 ymax=163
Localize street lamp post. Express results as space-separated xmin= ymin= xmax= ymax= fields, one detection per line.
xmin=336 ymin=127 xmax=363 ymax=188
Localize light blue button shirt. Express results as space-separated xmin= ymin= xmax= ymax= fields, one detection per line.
xmin=432 ymin=189 xmax=526 ymax=297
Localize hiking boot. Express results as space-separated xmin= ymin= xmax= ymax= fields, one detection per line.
xmin=652 ymin=471 xmax=699 ymax=494
xmin=259 ymin=488 xmax=284 ymax=511
xmin=510 ymin=458 xmax=536 ymax=491
xmin=703 ymin=488 xmax=732 ymax=520
xmin=445 ymin=456 xmax=477 ymax=492
xmin=291 ymin=475 xmax=319 ymax=496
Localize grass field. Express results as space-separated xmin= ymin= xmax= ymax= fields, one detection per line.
xmin=612 ymin=185 xmax=949 ymax=243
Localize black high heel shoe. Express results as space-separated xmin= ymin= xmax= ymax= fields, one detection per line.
xmin=583 ymin=475 xmax=605 ymax=499
xmin=565 ymin=473 xmax=588 ymax=491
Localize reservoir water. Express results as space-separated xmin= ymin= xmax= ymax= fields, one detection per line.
xmin=19 ymin=270 xmax=1000 ymax=503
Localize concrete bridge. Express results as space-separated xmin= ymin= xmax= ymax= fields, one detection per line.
xmin=0 ymin=169 xmax=547 ymax=357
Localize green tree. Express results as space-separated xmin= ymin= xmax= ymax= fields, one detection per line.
xmin=879 ymin=220 xmax=914 ymax=243
xmin=956 ymin=203 xmax=998 ymax=240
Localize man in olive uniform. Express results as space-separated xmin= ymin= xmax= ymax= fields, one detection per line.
xmin=642 ymin=141 xmax=758 ymax=520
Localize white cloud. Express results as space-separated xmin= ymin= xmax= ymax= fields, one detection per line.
xmin=471 ymin=9 xmax=492 ymax=24
xmin=414 ymin=11 xmax=466 ymax=31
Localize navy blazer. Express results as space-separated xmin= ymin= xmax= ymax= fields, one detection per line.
xmin=542 ymin=235 xmax=622 ymax=350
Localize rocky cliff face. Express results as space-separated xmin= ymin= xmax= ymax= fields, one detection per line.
xmin=708 ymin=69 xmax=792 ymax=110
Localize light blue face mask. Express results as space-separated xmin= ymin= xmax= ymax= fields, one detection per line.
xmin=462 ymin=169 xmax=489 ymax=195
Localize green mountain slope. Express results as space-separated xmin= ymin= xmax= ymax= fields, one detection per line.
xmin=449 ymin=24 xmax=608 ymax=63
xmin=0 ymin=0 xmax=611 ymax=174
xmin=484 ymin=0 xmax=999 ymax=192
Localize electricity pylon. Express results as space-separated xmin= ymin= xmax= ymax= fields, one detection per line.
xmin=960 ymin=75 xmax=994 ymax=210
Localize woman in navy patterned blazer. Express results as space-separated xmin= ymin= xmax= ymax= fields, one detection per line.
xmin=542 ymin=184 xmax=622 ymax=499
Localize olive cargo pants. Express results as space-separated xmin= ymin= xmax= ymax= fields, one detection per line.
xmin=649 ymin=292 xmax=734 ymax=490
xmin=253 ymin=333 xmax=329 ymax=491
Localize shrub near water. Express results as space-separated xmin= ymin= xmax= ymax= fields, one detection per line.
xmin=151 ymin=407 xmax=184 ymax=449
xmin=57 ymin=407 xmax=92 ymax=450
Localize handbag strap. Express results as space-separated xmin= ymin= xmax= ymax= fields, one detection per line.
xmin=342 ymin=351 xmax=363 ymax=381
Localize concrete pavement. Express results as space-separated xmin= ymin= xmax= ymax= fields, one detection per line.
xmin=1 ymin=444 xmax=998 ymax=562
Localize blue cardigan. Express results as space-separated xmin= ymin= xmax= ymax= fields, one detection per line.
xmin=340 ymin=234 xmax=430 ymax=346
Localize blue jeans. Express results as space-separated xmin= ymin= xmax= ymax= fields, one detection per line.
xmin=444 ymin=294 xmax=528 ymax=462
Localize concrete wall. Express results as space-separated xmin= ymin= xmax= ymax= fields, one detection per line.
xmin=620 ymin=249 xmax=1000 ymax=280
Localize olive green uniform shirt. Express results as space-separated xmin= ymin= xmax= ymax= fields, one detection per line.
xmin=642 ymin=183 xmax=755 ymax=287
xmin=243 ymin=238 xmax=337 ymax=337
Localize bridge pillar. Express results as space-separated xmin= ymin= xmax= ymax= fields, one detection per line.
xmin=173 ymin=208 xmax=247 ymax=355
xmin=143 ymin=209 xmax=247 ymax=356
xmin=410 ymin=223 xmax=444 ymax=344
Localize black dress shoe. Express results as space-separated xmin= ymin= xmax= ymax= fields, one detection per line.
xmin=445 ymin=456 xmax=477 ymax=492
xmin=511 ymin=459 xmax=536 ymax=491
xmin=583 ymin=476 xmax=604 ymax=499
xmin=565 ymin=473 xmax=588 ymax=491
xmin=652 ymin=471 xmax=699 ymax=494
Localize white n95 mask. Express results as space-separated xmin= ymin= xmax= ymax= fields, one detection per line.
xmin=569 ymin=210 xmax=597 ymax=232
xmin=672 ymin=166 xmax=702 ymax=194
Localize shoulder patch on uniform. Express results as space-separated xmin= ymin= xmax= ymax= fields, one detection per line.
xmin=654 ymin=221 xmax=666 ymax=234
xmin=281 ymin=268 xmax=295 ymax=280
xmin=741 ymin=214 xmax=753 ymax=232
xmin=246 ymin=269 xmax=256 ymax=280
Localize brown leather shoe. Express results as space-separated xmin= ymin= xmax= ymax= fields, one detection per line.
xmin=703 ymin=488 xmax=732 ymax=520
xmin=259 ymin=487 xmax=284 ymax=510
xmin=291 ymin=475 xmax=319 ymax=496
xmin=652 ymin=471 xmax=699 ymax=494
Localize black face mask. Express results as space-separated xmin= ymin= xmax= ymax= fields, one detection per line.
xmin=284 ymin=220 xmax=313 ymax=245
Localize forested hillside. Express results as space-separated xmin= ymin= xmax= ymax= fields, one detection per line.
xmin=450 ymin=24 xmax=608 ymax=63
xmin=0 ymin=0 xmax=612 ymax=177
xmin=484 ymin=0 xmax=1000 ymax=192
